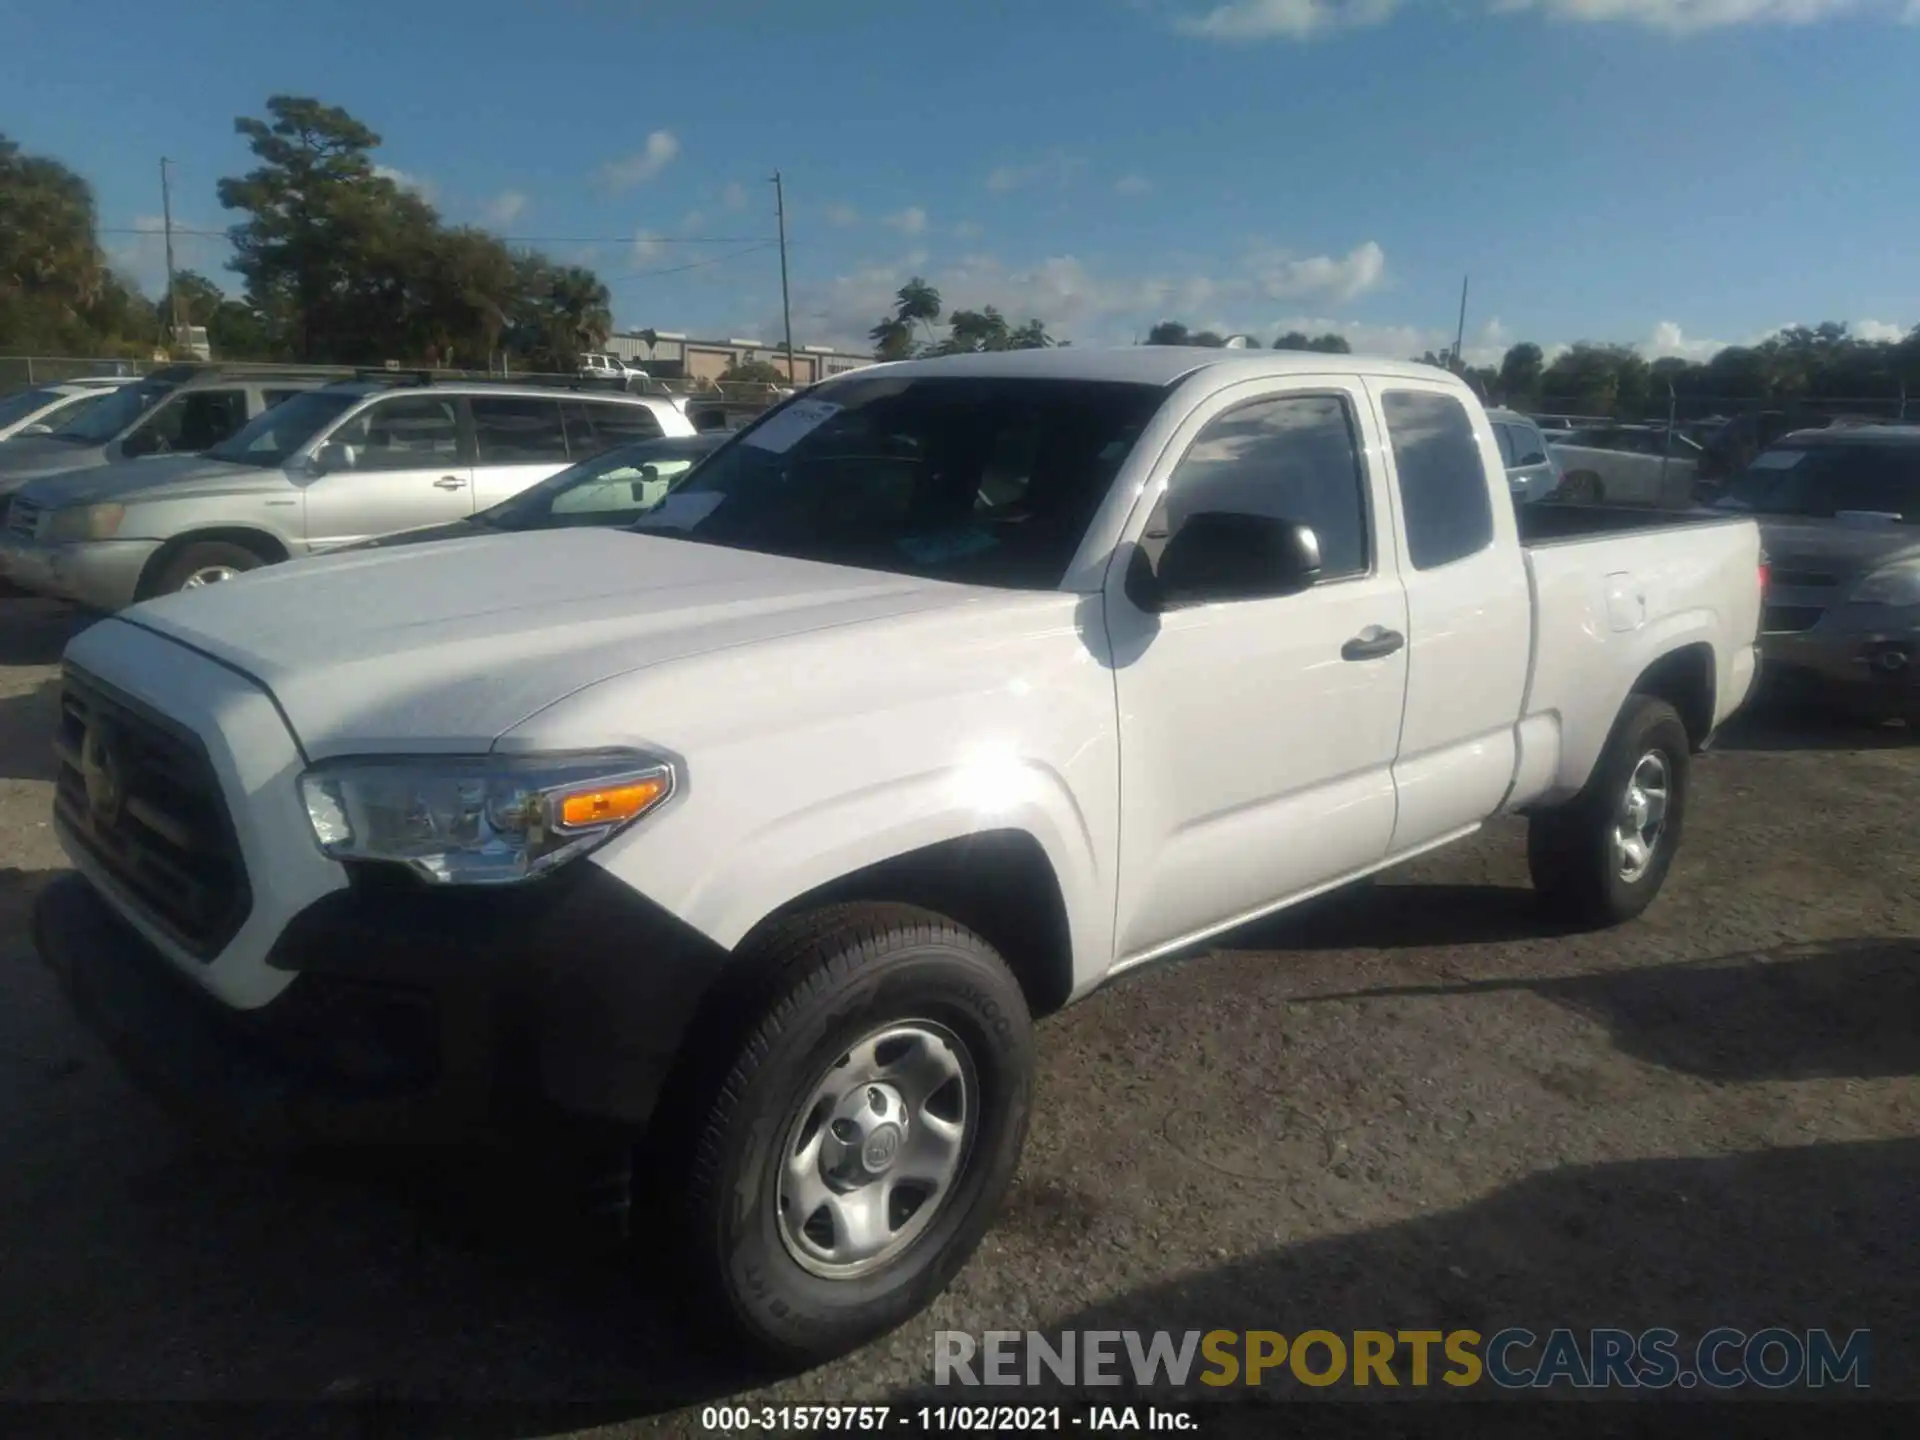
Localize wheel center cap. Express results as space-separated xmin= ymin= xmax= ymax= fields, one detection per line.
xmin=861 ymin=1123 xmax=902 ymax=1174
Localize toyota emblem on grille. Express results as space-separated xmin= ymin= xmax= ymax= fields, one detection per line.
xmin=79 ymin=723 xmax=126 ymax=829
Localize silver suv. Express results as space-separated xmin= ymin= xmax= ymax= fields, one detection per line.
xmin=0 ymin=377 xmax=694 ymax=610
xmin=0 ymin=366 xmax=335 ymax=500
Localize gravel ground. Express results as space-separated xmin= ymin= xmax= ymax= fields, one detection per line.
xmin=1 ymin=595 xmax=1916 ymax=1433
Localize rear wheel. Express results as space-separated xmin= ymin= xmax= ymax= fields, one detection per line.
xmin=1529 ymin=695 xmax=1689 ymax=927
xmin=1558 ymin=471 xmax=1604 ymax=504
xmin=673 ymin=903 xmax=1034 ymax=1364
xmin=152 ymin=540 xmax=268 ymax=596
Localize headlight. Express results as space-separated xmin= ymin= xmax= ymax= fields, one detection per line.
xmin=42 ymin=503 xmax=126 ymax=542
xmin=298 ymin=750 xmax=675 ymax=885
xmin=1849 ymin=558 xmax=1920 ymax=607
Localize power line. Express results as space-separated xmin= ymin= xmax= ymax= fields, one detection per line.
xmin=97 ymin=226 xmax=776 ymax=245
xmin=607 ymin=242 xmax=780 ymax=283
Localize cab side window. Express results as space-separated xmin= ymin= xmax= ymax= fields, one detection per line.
xmin=1380 ymin=389 xmax=1494 ymax=571
xmin=1150 ymin=392 xmax=1370 ymax=581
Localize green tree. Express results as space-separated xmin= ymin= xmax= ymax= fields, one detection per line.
xmin=1498 ymin=342 xmax=1544 ymax=403
xmin=720 ymin=358 xmax=790 ymax=385
xmin=869 ymin=276 xmax=944 ymax=360
xmin=1305 ymin=333 xmax=1351 ymax=354
xmin=1144 ymin=321 xmax=1190 ymax=345
xmin=1274 ymin=331 xmax=1313 ymax=351
xmin=1189 ymin=330 xmax=1226 ymax=347
xmin=0 ymin=134 xmax=109 ymax=351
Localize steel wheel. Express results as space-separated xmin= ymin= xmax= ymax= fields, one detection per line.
xmin=1612 ymin=750 xmax=1670 ymax=883
xmin=776 ymin=1020 xmax=975 ymax=1279
xmin=180 ymin=565 xmax=241 ymax=589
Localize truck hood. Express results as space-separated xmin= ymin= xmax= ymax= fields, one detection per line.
xmin=120 ymin=529 xmax=987 ymax=757
xmin=16 ymin=453 xmax=246 ymax=506
xmin=1752 ymin=516 xmax=1920 ymax=581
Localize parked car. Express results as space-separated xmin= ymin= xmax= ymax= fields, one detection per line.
xmin=1486 ymin=407 xmax=1563 ymax=504
xmin=1548 ymin=424 xmax=1703 ymax=507
xmin=332 ymin=430 xmax=730 ymax=550
xmin=0 ymin=378 xmax=134 ymax=442
xmin=578 ymin=352 xmax=647 ymax=390
xmin=1712 ymin=424 xmax=1919 ymax=720
xmin=0 ymin=377 xmax=694 ymax=608
xmin=0 ymin=365 xmax=334 ymax=502
xmin=28 ymin=347 xmax=1762 ymax=1365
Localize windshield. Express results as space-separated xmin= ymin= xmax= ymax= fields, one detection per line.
xmin=52 ymin=375 xmax=179 ymax=443
xmin=0 ymin=388 xmax=68 ymax=428
xmin=1712 ymin=443 xmax=1920 ymax=520
xmin=206 ymin=390 xmax=358 ymax=466
xmin=481 ymin=433 xmax=726 ymax=529
xmin=628 ymin=374 xmax=1165 ymax=589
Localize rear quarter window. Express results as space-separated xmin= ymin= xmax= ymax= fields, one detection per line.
xmin=1380 ymin=389 xmax=1495 ymax=570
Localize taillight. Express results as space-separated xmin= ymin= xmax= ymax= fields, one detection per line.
xmin=1758 ymin=562 xmax=1769 ymax=591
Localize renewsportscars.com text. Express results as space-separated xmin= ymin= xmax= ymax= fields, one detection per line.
xmin=934 ymin=1327 xmax=1872 ymax=1391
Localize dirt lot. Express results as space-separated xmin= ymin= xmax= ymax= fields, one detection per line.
xmin=2 ymin=595 xmax=1916 ymax=1430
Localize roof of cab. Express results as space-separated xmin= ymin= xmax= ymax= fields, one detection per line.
xmin=839 ymin=346 xmax=1466 ymax=389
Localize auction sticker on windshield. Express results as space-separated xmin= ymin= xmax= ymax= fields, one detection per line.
xmin=744 ymin=399 xmax=842 ymax=454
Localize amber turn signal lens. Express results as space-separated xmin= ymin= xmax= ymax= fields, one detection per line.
xmin=558 ymin=775 xmax=668 ymax=829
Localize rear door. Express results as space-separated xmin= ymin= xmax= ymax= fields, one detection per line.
xmin=469 ymin=394 xmax=575 ymax=509
xmin=1106 ymin=376 xmax=1410 ymax=962
xmin=1366 ymin=379 xmax=1531 ymax=853
xmin=299 ymin=392 xmax=474 ymax=549
xmin=567 ymin=397 xmax=667 ymax=458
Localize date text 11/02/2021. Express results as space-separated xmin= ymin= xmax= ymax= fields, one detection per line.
xmin=699 ymin=1406 xmax=1191 ymax=1432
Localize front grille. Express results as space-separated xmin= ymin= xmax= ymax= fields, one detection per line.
xmin=5 ymin=496 xmax=38 ymax=541
xmin=53 ymin=668 xmax=252 ymax=960
xmin=1770 ymin=567 xmax=1838 ymax=589
xmin=1763 ymin=604 xmax=1826 ymax=634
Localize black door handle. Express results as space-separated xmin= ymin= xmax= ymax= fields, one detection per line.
xmin=1342 ymin=627 xmax=1406 ymax=662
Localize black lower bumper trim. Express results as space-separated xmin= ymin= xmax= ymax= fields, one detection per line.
xmin=30 ymin=864 xmax=735 ymax=1146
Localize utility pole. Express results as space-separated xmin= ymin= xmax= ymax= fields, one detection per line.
xmin=770 ymin=170 xmax=795 ymax=383
xmin=160 ymin=157 xmax=184 ymax=354
xmin=1452 ymin=274 xmax=1469 ymax=372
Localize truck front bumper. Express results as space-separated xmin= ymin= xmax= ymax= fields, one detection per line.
xmin=30 ymin=864 xmax=732 ymax=1149
xmin=0 ymin=536 xmax=160 ymax=611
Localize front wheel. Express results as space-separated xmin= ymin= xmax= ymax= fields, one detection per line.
xmin=1557 ymin=471 xmax=1604 ymax=504
xmin=677 ymin=903 xmax=1034 ymax=1364
xmin=1528 ymin=695 xmax=1690 ymax=927
xmin=151 ymin=539 xmax=267 ymax=596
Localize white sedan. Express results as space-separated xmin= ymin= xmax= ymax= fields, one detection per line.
xmin=1549 ymin=425 xmax=1703 ymax=508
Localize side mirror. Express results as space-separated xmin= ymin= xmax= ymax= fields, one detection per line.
xmin=310 ymin=442 xmax=353 ymax=474
xmin=120 ymin=428 xmax=161 ymax=458
xmin=628 ymin=464 xmax=662 ymax=503
xmin=19 ymin=423 xmax=52 ymax=437
xmin=1151 ymin=511 xmax=1322 ymax=610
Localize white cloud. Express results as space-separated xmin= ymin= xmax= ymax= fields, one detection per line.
xmin=1175 ymin=0 xmax=1402 ymax=39
xmin=1264 ymin=314 xmax=1515 ymax=365
xmin=882 ymin=206 xmax=930 ymax=235
xmin=1249 ymin=240 xmax=1386 ymax=303
xmin=1852 ymin=318 xmax=1909 ymax=342
xmin=1115 ymin=174 xmax=1155 ymax=196
xmin=108 ymin=213 xmax=227 ymax=298
xmin=722 ymin=181 xmax=749 ymax=211
xmin=1169 ymin=0 xmax=1916 ymax=37
xmin=600 ymin=131 xmax=680 ymax=188
xmin=480 ymin=190 xmax=527 ymax=226
xmin=985 ymin=150 xmax=1084 ymax=193
xmin=787 ymin=241 xmax=1395 ymax=353
xmin=823 ymin=203 xmax=861 ymax=227
xmin=953 ymin=220 xmax=985 ymax=239
xmin=680 ymin=209 xmax=707 ymax=232
xmin=633 ymin=230 xmax=666 ymax=263
xmin=373 ymin=165 xmax=437 ymax=201
xmin=1642 ymin=319 xmax=1732 ymax=360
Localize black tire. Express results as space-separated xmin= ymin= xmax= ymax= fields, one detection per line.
xmin=678 ymin=902 xmax=1034 ymax=1364
xmin=151 ymin=540 xmax=267 ymax=596
xmin=1559 ymin=471 xmax=1604 ymax=504
xmin=1528 ymin=695 xmax=1690 ymax=927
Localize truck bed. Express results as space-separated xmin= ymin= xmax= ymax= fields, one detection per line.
xmin=1510 ymin=505 xmax=1763 ymax=810
xmin=1516 ymin=502 xmax=1730 ymax=547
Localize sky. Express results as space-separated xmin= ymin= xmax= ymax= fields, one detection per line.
xmin=4 ymin=0 xmax=1918 ymax=365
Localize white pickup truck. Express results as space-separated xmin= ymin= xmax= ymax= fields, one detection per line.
xmin=30 ymin=348 xmax=1762 ymax=1364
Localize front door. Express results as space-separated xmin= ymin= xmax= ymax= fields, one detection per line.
xmin=469 ymin=395 xmax=575 ymax=511
xmin=1107 ymin=378 xmax=1410 ymax=963
xmin=299 ymin=393 xmax=474 ymax=550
